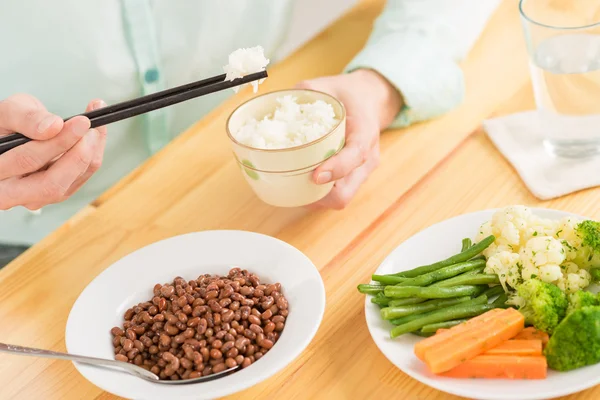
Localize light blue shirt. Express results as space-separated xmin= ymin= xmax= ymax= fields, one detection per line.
xmin=0 ymin=0 xmax=498 ymax=245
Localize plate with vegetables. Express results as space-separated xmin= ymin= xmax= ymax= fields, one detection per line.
xmin=361 ymin=206 xmax=600 ymax=400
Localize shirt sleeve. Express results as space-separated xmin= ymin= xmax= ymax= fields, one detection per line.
xmin=345 ymin=0 xmax=501 ymax=128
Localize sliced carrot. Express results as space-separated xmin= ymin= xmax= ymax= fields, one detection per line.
xmin=439 ymin=355 xmax=547 ymax=380
xmin=414 ymin=308 xmax=504 ymax=361
xmin=512 ymin=327 xmax=549 ymax=348
xmin=485 ymin=339 xmax=542 ymax=356
xmin=436 ymin=329 xmax=449 ymax=334
xmin=424 ymin=308 xmax=525 ymax=373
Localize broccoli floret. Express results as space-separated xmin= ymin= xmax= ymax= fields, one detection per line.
xmin=511 ymin=279 xmax=567 ymax=334
xmin=577 ymin=220 xmax=600 ymax=253
xmin=566 ymin=290 xmax=598 ymax=315
xmin=545 ymin=306 xmax=600 ymax=371
xmin=591 ymin=268 xmax=600 ymax=283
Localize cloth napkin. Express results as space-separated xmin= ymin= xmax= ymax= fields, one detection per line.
xmin=482 ymin=111 xmax=600 ymax=200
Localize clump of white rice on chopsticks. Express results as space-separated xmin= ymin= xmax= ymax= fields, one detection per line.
xmin=233 ymin=95 xmax=339 ymax=150
xmin=224 ymin=46 xmax=270 ymax=93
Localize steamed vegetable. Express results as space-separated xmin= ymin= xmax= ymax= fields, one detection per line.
xmin=384 ymin=285 xmax=482 ymax=299
xmin=386 ymin=235 xmax=495 ymax=278
xmin=431 ymin=273 xmax=498 ymax=288
xmin=422 ymin=308 xmax=524 ymax=373
xmin=485 ymin=339 xmax=542 ymax=356
xmin=512 ymin=327 xmax=549 ymax=348
xmin=508 ymin=279 xmax=567 ymax=334
xmin=545 ymin=306 xmax=600 ymax=371
xmin=566 ymin=290 xmax=598 ymax=315
xmin=391 ymin=296 xmax=490 ymax=338
xmin=380 ymin=297 xmax=471 ymax=320
xmin=544 ymin=307 xmax=600 ymax=371
xmin=439 ymin=355 xmax=547 ymax=379
xmin=394 ymin=259 xmax=486 ymax=287
xmin=420 ymin=319 xmax=469 ymax=333
xmin=414 ymin=308 xmax=504 ymax=360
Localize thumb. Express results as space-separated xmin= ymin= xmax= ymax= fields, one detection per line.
xmin=0 ymin=93 xmax=63 ymax=139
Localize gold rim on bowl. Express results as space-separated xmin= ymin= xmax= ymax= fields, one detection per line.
xmin=225 ymin=88 xmax=347 ymax=153
xmin=233 ymin=146 xmax=343 ymax=174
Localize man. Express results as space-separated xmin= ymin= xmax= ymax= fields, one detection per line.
xmin=0 ymin=0 xmax=499 ymax=266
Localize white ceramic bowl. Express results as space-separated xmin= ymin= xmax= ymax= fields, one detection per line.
xmin=66 ymin=231 xmax=326 ymax=400
xmin=226 ymin=89 xmax=346 ymax=207
xmin=226 ymin=89 xmax=346 ymax=172
xmin=237 ymin=160 xmax=335 ymax=208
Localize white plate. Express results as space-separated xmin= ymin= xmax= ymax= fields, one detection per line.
xmin=365 ymin=208 xmax=600 ymax=400
xmin=66 ymin=230 xmax=325 ymax=400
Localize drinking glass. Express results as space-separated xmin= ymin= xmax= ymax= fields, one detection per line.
xmin=520 ymin=0 xmax=600 ymax=158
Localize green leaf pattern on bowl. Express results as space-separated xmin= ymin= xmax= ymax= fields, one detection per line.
xmin=324 ymin=137 xmax=346 ymax=160
xmin=324 ymin=149 xmax=336 ymax=160
xmin=241 ymin=160 xmax=259 ymax=181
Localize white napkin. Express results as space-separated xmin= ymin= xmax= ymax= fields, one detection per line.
xmin=483 ymin=111 xmax=600 ymax=200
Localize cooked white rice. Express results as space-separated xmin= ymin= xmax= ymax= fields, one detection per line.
xmin=224 ymin=46 xmax=269 ymax=93
xmin=233 ymin=95 xmax=339 ymax=149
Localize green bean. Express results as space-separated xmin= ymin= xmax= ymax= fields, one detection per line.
xmin=430 ymin=273 xmax=499 ymax=288
xmin=389 ymin=295 xmax=487 ymax=325
xmin=384 ymin=285 xmax=481 ymax=299
xmin=371 ymin=275 xmax=408 ymax=285
xmin=358 ymin=284 xmax=383 ymax=295
xmin=464 ymin=266 xmax=485 ymax=275
xmin=380 ymin=296 xmax=471 ymax=320
xmin=391 ymin=300 xmax=494 ymax=338
xmin=470 ymin=255 xmax=486 ymax=261
xmin=421 ymin=319 xmax=470 ymax=333
xmin=387 ymin=235 xmax=495 ymax=278
xmin=461 ymin=238 xmax=472 ymax=252
xmin=396 ymin=259 xmax=486 ymax=287
xmin=371 ymin=295 xmax=392 ymax=307
xmin=411 ymin=330 xmax=435 ymax=338
xmin=492 ymin=293 xmax=509 ymax=308
xmin=482 ymin=285 xmax=505 ymax=300
xmin=388 ymin=298 xmax=427 ymax=307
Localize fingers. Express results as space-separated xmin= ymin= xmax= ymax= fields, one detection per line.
xmin=308 ymin=144 xmax=380 ymax=210
xmin=313 ymin=115 xmax=378 ymax=185
xmin=0 ymin=129 xmax=98 ymax=210
xmin=64 ymin=100 xmax=107 ymax=197
xmin=0 ymin=93 xmax=63 ymax=139
xmin=0 ymin=116 xmax=91 ymax=181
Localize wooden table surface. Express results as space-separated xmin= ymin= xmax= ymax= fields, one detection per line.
xmin=2 ymin=1 xmax=600 ymax=399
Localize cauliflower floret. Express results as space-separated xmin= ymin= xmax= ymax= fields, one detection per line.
xmin=557 ymin=269 xmax=592 ymax=294
xmin=519 ymin=236 xmax=566 ymax=284
xmin=477 ymin=206 xmax=534 ymax=258
xmin=520 ymin=236 xmax=566 ymax=268
xmin=485 ymin=251 xmax=521 ymax=291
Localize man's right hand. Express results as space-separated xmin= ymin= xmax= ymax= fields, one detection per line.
xmin=0 ymin=93 xmax=107 ymax=210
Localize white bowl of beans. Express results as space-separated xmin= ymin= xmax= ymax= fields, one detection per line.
xmin=65 ymin=230 xmax=325 ymax=400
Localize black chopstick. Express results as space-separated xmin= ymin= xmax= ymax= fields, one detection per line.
xmin=0 ymin=70 xmax=267 ymax=155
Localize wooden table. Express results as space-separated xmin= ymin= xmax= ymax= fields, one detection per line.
xmin=1 ymin=1 xmax=599 ymax=399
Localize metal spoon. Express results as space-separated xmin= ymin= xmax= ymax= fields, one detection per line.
xmin=0 ymin=342 xmax=239 ymax=384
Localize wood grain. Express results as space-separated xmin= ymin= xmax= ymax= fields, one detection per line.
xmin=1 ymin=0 xmax=599 ymax=399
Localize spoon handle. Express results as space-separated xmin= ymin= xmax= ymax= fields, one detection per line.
xmin=0 ymin=342 xmax=158 ymax=381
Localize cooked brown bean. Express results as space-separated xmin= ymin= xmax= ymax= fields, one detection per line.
xmin=241 ymin=357 xmax=252 ymax=368
xmin=115 ymin=354 xmax=128 ymax=362
xmin=261 ymin=309 xmax=273 ymax=320
xmin=189 ymin=371 xmax=202 ymax=379
xmin=213 ymin=363 xmax=226 ymax=373
xmin=180 ymin=358 xmax=193 ymax=370
xmin=250 ymin=324 xmax=262 ymax=334
xmin=127 ymin=349 xmax=139 ymax=360
xmin=255 ymin=352 xmax=263 ymax=361
xmin=210 ymin=349 xmax=222 ymax=359
xmin=279 ymin=309 xmax=289 ymax=317
xmin=111 ymin=327 xmax=124 ymax=336
xmin=275 ymin=322 xmax=285 ymax=332
xmin=226 ymin=347 xmax=239 ymax=358
xmin=134 ymin=340 xmax=144 ymax=352
xmin=132 ymin=325 xmax=145 ymax=336
xmin=177 ymin=312 xmax=188 ymax=324
xmin=245 ymin=344 xmax=255 ymax=357
xmin=158 ymin=298 xmax=167 ymax=312
xmin=248 ymin=315 xmax=261 ymax=326
xmin=264 ymin=322 xmax=275 ymax=333
xmin=164 ymin=324 xmax=179 ymax=335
